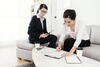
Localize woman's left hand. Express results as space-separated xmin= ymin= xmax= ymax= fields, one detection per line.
xmin=61 ymin=52 xmax=73 ymax=56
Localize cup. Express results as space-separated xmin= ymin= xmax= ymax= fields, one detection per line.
xmin=35 ymin=43 xmax=40 ymax=48
xmin=76 ymin=47 xmax=83 ymax=58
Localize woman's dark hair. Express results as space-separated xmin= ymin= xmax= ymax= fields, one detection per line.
xmin=63 ymin=9 xmax=76 ymax=20
xmin=37 ymin=4 xmax=48 ymax=13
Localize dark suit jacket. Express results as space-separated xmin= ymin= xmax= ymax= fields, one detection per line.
xmin=28 ymin=15 xmax=48 ymax=43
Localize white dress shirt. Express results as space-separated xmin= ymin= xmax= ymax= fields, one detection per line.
xmin=59 ymin=20 xmax=89 ymax=47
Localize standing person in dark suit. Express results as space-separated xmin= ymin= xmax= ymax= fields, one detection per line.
xmin=28 ymin=4 xmax=57 ymax=48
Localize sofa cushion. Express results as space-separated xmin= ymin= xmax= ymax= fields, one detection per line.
xmin=83 ymin=44 xmax=100 ymax=61
xmin=90 ymin=25 xmax=100 ymax=44
xmin=86 ymin=26 xmax=91 ymax=38
xmin=16 ymin=40 xmax=35 ymax=51
xmin=16 ymin=40 xmax=49 ymax=51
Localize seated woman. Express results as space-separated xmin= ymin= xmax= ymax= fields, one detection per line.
xmin=56 ymin=9 xmax=91 ymax=56
xmin=28 ymin=4 xmax=57 ymax=48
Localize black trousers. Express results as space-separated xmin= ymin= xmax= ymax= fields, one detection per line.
xmin=63 ymin=38 xmax=91 ymax=52
xmin=38 ymin=34 xmax=57 ymax=48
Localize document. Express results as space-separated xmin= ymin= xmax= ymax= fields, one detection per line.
xmin=65 ymin=54 xmax=81 ymax=64
xmin=44 ymin=47 xmax=65 ymax=59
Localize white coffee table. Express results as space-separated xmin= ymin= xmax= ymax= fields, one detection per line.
xmin=32 ymin=47 xmax=100 ymax=67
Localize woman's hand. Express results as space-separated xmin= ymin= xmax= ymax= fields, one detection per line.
xmin=40 ymin=33 xmax=48 ymax=38
xmin=56 ymin=41 xmax=63 ymax=51
xmin=61 ymin=46 xmax=77 ymax=56
xmin=61 ymin=52 xmax=73 ymax=56
xmin=56 ymin=47 xmax=62 ymax=51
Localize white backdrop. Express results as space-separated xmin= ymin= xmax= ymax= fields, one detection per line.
xmin=70 ymin=0 xmax=100 ymax=25
xmin=0 ymin=0 xmax=18 ymax=43
xmin=0 ymin=0 xmax=33 ymax=44
xmin=0 ymin=0 xmax=100 ymax=45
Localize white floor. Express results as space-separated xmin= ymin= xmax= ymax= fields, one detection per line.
xmin=0 ymin=44 xmax=18 ymax=67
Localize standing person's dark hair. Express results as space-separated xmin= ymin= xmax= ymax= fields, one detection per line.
xmin=37 ymin=4 xmax=48 ymax=13
xmin=63 ymin=9 xmax=76 ymax=20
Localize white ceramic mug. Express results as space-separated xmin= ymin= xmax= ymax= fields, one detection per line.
xmin=35 ymin=43 xmax=40 ymax=48
xmin=77 ymin=50 xmax=83 ymax=58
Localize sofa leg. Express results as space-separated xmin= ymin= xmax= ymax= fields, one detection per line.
xmin=17 ymin=57 xmax=22 ymax=60
xmin=17 ymin=57 xmax=32 ymax=64
xmin=17 ymin=57 xmax=22 ymax=63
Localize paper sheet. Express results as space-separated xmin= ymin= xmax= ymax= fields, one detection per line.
xmin=65 ymin=54 xmax=81 ymax=64
xmin=44 ymin=47 xmax=65 ymax=59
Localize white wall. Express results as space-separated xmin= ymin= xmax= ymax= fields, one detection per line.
xmin=0 ymin=0 xmax=100 ymax=45
xmin=0 ymin=0 xmax=33 ymax=45
xmin=18 ymin=0 xmax=33 ymax=40
xmin=70 ymin=0 xmax=100 ymax=25
xmin=0 ymin=0 xmax=18 ymax=43
xmin=44 ymin=0 xmax=71 ymax=35
xmin=55 ymin=0 xmax=70 ymax=35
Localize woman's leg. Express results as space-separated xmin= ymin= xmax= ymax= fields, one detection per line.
xmin=39 ymin=34 xmax=57 ymax=48
xmin=63 ymin=38 xmax=91 ymax=52
xmin=79 ymin=40 xmax=91 ymax=47
xmin=28 ymin=37 xmax=35 ymax=44
xmin=63 ymin=38 xmax=75 ymax=52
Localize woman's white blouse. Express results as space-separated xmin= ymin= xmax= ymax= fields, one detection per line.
xmin=59 ymin=21 xmax=89 ymax=47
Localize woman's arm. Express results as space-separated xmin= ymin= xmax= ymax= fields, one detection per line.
xmin=69 ymin=46 xmax=77 ymax=54
xmin=61 ymin=46 xmax=77 ymax=56
xmin=58 ymin=41 xmax=64 ymax=48
xmin=56 ymin=34 xmax=65 ymax=51
xmin=28 ymin=16 xmax=41 ymax=38
xmin=62 ymin=25 xmax=85 ymax=56
xmin=56 ymin=41 xmax=63 ymax=51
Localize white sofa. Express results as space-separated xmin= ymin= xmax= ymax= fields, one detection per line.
xmin=83 ymin=25 xmax=100 ymax=61
xmin=16 ymin=25 xmax=100 ymax=61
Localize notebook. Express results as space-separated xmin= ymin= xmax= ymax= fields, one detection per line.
xmin=65 ymin=54 xmax=81 ymax=64
xmin=44 ymin=47 xmax=65 ymax=59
